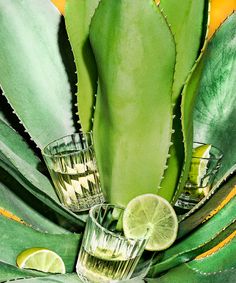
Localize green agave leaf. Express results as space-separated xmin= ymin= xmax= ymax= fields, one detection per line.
xmin=160 ymin=0 xmax=207 ymax=103
xmin=0 ymin=215 xmax=81 ymax=273
xmin=0 ymin=261 xmax=45 ymax=282
xmin=0 ymin=119 xmax=40 ymax=168
xmin=0 ymin=0 xmax=76 ymax=149
xmin=171 ymin=57 xmax=206 ymax=203
xmin=91 ymin=0 xmax=175 ymax=205
xmin=193 ymin=12 xmax=236 ymax=187
xmin=147 ymin=235 xmax=236 ymax=282
xmin=0 ymin=118 xmax=85 ymax=228
xmin=178 ymin=174 xmax=236 ymax=238
xmin=0 ymin=169 xmax=69 ymax=234
xmin=148 ymin=194 xmax=236 ymax=277
xmin=0 ymin=158 xmax=86 ymax=228
xmin=65 ymin=0 xmax=100 ymax=132
xmin=158 ymin=0 xmax=209 ymax=201
xmin=3 ymin=273 xmax=83 ymax=283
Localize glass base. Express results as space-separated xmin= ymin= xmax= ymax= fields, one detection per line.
xmin=62 ymin=193 xmax=105 ymax=212
xmin=174 ymin=192 xmax=201 ymax=211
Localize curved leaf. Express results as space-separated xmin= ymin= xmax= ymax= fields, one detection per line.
xmin=0 ymin=169 xmax=69 ymax=234
xmin=91 ymin=0 xmax=175 ymax=205
xmin=158 ymin=0 xmax=209 ymax=201
xmin=0 ymin=261 xmax=45 ymax=282
xmin=148 ymin=234 xmax=236 ymax=282
xmin=0 ymin=215 xmax=81 ymax=273
xmin=194 ymin=12 xmax=236 ymax=186
xmin=0 ymin=0 xmax=76 ymax=148
xmin=65 ymin=0 xmax=100 ymax=132
xmin=2 ymin=272 xmax=83 ymax=283
xmin=148 ymin=194 xmax=236 ymax=277
xmin=0 ymin=119 xmax=40 ymax=168
xmin=178 ymin=174 xmax=236 ymax=237
xmin=0 ymin=158 xmax=86 ymax=229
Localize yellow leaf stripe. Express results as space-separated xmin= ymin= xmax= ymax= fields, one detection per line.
xmin=203 ymin=185 xmax=236 ymax=223
xmin=196 ymin=230 xmax=236 ymax=260
xmin=0 ymin=208 xmax=28 ymax=225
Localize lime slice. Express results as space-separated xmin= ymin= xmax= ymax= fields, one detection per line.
xmin=123 ymin=194 xmax=178 ymax=251
xmin=189 ymin=144 xmax=211 ymax=186
xmin=16 ymin=248 xmax=66 ymax=274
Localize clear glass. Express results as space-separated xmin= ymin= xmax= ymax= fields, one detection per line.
xmin=42 ymin=132 xmax=105 ymax=212
xmin=76 ymin=204 xmax=148 ymax=283
xmin=175 ymin=142 xmax=223 ymax=212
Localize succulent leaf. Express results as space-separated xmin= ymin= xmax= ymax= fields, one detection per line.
xmin=0 ymin=157 xmax=85 ymax=229
xmin=178 ymin=175 xmax=236 ymax=238
xmin=0 ymin=118 xmax=40 ymax=168
xmin=160 ymin=0 xmax=207 ymax=103
xmin=158 ymin=0 xmax=209 ymax=201
xmin=0 ymin=215 xmax=81 ymax=274
xmin=90 ymin=0 xmax=175 ymax=205
xmin=65 ymin=0 xmax=100 ymax=132
xmin=0 ymin=0 xmax=76 ymax=148
xmin=148 ymin=193 xmax=236 ymax=276
xmin=147 ymin=233 xmax=236 ymax=282
xmin=193 ymin=12 xmax=236 ymax=188
xmin=1 ymin=271 xmax=83 ymax=282
xmin=0 ymin=168 xmax=69 ymax=234
xmin=0 ymin=261 xmax=45 ymax=282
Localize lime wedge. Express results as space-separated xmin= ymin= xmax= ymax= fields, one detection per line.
xmin=189 ymin=144 xmax=211 ymax=186
xmin=16 ymin=248 xmax=66 ymax=274
xmin=123 ymin=194 xmax=178 ymax=251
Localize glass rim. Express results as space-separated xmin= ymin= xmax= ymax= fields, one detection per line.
xmin=193 ymin=141 xmax=223 ymax=161
xmin=41 ymin=132 xmax=93 ymax=158
xmin=89 ymin=203 xmax=149 ymax=243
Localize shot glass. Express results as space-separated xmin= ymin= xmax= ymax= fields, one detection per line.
xmin=175 ymin=142 xmax=223 ymax=212
xmin=76 ymin=204 xmax=148 ymax=283
xmin=42 ymin=132 xmax=105 ymax=212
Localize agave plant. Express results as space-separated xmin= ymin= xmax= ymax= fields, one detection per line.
xmin=0 ymin=0 xmax=235 ymax=282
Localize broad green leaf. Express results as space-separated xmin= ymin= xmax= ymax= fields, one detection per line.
xmin=160 ymin=0 xmax=207 ymax=102
xmin=0 ymin=119 xmax=40 ymax=168
xmin=0 ymin=261 xmax=45 ymax=282
xmin=148 ymin=235 xmax=236 ymax=282
xmin=65 ymin=0 xmax=100 ymax=132
xmin=171 ymin=57 xmax=206 ymax=203
xmin=91 ymin=0 xmax=175 ymax=205
xmin=0 ymin=0 xmax=76 ymax=148
xmin=3 ymin=273 xmax=83 ymax=282
xmin=194 ymin=12 xmax=236 ymax=187
xmin=0 ymin=168 xmax=69 ymax=234
xmin=2 ymin=272 xmax=83 ymax=282
xmin=178 ymin=174 xmax=236 ymax=238
xmin=158 ymin=0 xmax=209 ymax=201
xmin=0 ymin=158 xmax=86 ymax=228
xmin=0 ymin=117 xmax=86 ymax=227
xmin=0 ymin=215 xmax=81 ymax=273
xmin=148 ymin=194 xmax=236 ymax=277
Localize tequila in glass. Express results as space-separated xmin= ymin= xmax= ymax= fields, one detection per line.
xmin=76 ymin=204 xmax=148 ymax=282
xmin=42 ymin=133 xmax=105 ymax=212
xmin=175 ymin=142 xmax=223 ymax=212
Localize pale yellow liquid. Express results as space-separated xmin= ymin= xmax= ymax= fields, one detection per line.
xmin=49 ymin=167 xmax=103 ymax=212
xmin=76 ymin=247 xmax=140 ymax=282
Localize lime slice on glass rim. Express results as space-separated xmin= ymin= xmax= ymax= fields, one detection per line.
xmin=16 ymin=248 xmax=66 ymax=274
xmin=123 ymin=194 xmax=178 ymax=251
xmin=188 ymin=144 xmax=212 ymax=187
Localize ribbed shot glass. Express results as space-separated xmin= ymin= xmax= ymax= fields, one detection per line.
xmin=42 ymin=132 xmax=105 ymax=212
xmin=175 ymin=142 xmax=223 ymax=212
xmin=76 ymin=204 xmax=148 ymax=283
